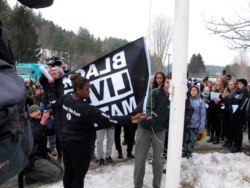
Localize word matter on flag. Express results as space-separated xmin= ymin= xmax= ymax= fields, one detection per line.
xmin=61 ymin=37 xmax=150 ymax=116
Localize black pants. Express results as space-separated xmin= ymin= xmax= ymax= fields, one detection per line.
xmin=114 ymin=123 xmax=136 ymax=155
xmin=221 ymin=110 xmax=231 ymax=140
xmin=210 ymin=108 xmax=222 ymax=138
xmin=232 ymin=114 xmax=245 ymax=149
xmin=61 ymin=140 xmax=92 ymax=188
xmin=56 ymin=136 xmax=62 ymax=160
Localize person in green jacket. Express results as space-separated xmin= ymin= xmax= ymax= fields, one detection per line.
xmin=134 ymin=76 xmax=171 ymax=188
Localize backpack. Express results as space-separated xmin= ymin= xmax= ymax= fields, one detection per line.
xmin=0 ymin=26 xmax=33 ymax=186
xmin=17 ymin=0 xmax=54 ymax=8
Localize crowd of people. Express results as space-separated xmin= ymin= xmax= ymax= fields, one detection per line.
xmin=201 ymin=76 xmax=250 ymax=153
xmin=21 ymin=58 xmax=146 ymax=188
xmin=21 ymin=64 xmax=250 ymax=188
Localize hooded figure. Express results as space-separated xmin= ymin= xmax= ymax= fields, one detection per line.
xmin=187 ymin=85 xmax=206 ymax=130
xmin=182 ymin=85 xmax=206 ymax=158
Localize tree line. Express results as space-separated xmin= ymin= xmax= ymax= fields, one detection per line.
xmin=0 ymin=0 xmax=129 ymax=69
xmin=1 ymin=0 xmax=248 ymax=79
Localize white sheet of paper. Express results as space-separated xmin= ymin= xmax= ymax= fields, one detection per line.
xmin=210 ymin=91 xmax=221 ymax=101
xmin=232 ymin=105 xmax=238 ymax=113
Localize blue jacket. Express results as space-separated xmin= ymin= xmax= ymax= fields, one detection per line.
xmin=188 ymin=87 xmax=206 ymax=131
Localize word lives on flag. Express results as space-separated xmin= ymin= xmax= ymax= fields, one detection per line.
xmin=61 ymin=37 xmax=150 ymax=116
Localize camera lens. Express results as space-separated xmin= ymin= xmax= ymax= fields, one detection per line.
xmin=54 ymin=60 xmax=62 ymax=66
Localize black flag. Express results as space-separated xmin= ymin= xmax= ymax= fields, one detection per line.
xmin=62 ymin=37 xmax=151 ymax=116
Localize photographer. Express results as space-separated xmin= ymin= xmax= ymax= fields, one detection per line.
xmin=39 ymin=66 xmax=64 ymax=162
xmin=47 ymin=56 xmax=70 ymax=74
xmin=25 ymin=105 xmax=63 ymax=184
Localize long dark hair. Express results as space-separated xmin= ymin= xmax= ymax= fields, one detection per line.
xmin=152 ymin=71 xmax=166 ymax=89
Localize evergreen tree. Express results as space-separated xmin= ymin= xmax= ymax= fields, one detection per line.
xmin=0 ymin=0 xmax=12 ymax=27
xmin=10 ymin=5 xmax=40 ymax=62
xmin=77 ymin=27 xmax=93 ymax=54
xmin=188 ymin=53 xmax=206 ymax=74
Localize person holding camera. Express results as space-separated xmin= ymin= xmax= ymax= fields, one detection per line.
xmin=24 ymin=104 xmax=63 ymax=184
xmin=39 ymin=65 xmax=65 ymax=162
xmin=47 ymin=56 xmax=70 ymax=74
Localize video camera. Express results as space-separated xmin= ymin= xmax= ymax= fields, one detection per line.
xmin=46 ymin=56 xmax=63 ymax=67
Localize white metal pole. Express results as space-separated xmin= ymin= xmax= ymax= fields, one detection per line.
xmin=165 ymin=0 xmax=190 ymax=187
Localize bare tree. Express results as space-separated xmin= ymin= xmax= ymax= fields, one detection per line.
xmin=232 ymin=51 xmax=250 ymax=79
xmin=205 ymin=5 xmax=250 ymax=50
xmin=150 ymin=15 xmax=173 ymax=72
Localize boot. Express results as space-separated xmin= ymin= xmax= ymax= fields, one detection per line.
xmin=230 ymin=147 xmax=241 ymax=153
xmin=207 ymin=135 xmax=214 ymax=143
xmin=213 ymin=137 xmax=220 ymax=144
xmin=226 ymin=140 xmax=233 ymax=147
xmin=222 ymin=140 xmax=229 ymax=147
xmin=206 ymin=131 xmax=210 ymax=137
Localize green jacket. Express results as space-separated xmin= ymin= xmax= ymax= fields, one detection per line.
xmin=139 ymin=85 xmax=170 ymax=132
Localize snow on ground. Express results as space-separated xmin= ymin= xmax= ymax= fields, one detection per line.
xmin=35 ymin=152 xmax=250 ymax=188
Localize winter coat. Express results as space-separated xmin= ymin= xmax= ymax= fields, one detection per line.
xmin=139 ymin=84 xmax=170 ymax=132
xmin=55 ymin=93 xmax=132 ymax=142
xmin=229 ymin=87 xmax=249 ymax=116
xmin=187 ymin=88 xmax=206 ymax=131
xmin=29 ymin=118 xmax=55 ymax=159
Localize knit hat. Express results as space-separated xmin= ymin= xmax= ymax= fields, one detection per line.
xmin=28 ymin=104 xmax=40 ymax=113
xmin=236 ymin=78 xmax=248 ymax=86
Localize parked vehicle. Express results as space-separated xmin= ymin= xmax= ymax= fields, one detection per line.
xmin=16 ymin=63 xmax=47 ymax=81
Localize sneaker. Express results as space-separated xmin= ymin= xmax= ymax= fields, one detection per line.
xmin=213 ymin=138 xmax=220 ymax=144
xmin=105 ymin=156 xmax=115 ymax=165
xmin=127 ymin=153 xmax=135 ymax=160
xmin=99 ymin=158 xmax=105 ymax=166
xmin=117 ymin=152 xmax=123 ymax=160
xmin=230 ymin=147 xmax=241 ymax=153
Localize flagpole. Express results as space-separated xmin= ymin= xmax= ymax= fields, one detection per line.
xmin=165 ymin=0 xmax=190 ymax=187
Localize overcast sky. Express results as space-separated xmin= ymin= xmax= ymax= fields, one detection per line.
xmin=7 ymin=0 xmax=250 ymax=66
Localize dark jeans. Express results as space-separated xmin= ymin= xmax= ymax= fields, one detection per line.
xmin=61 ymin=140 xmax=92 ymax=188
xmin=183 ymin=128 xmax=199 ymax=155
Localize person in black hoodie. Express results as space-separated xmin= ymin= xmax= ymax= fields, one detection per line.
xmin=55 ymin=73 xmax=146 ymax=188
